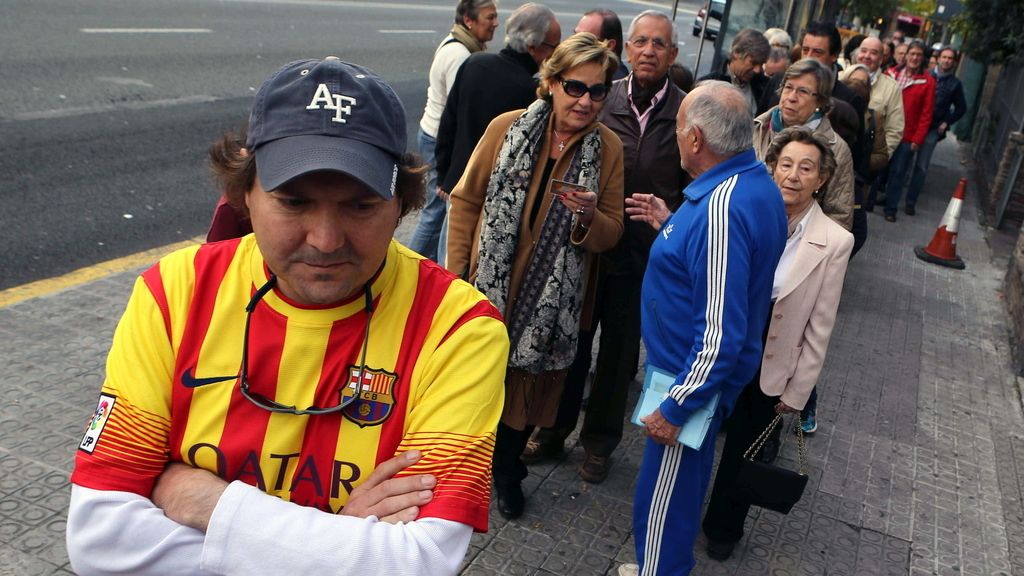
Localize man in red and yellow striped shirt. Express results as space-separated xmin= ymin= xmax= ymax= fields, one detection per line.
xmin=68 ymin=57 xmax=508 ymax=576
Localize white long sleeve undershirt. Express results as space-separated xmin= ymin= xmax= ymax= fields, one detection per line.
xmin=67 ymin=483 xmax=472 ymax=575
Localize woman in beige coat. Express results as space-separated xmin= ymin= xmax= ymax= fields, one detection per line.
xmin=445 ymin=33 xmax=624 ymax=520
xmin=753 ymin=58 xmax=855 ymax=231
xmin=703 ymin=128 xmax=853 ymax=559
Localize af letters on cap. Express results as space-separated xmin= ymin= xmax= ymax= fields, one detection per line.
xmin=306 ymin=83 xmax=358 ymax=124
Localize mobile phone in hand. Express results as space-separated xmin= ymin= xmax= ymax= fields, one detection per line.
xmin=548 ymin=179 xmax=588 ymax=198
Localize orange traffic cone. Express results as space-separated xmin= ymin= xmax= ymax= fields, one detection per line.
xmin=914 ymin=177 xmax=966 ymax=270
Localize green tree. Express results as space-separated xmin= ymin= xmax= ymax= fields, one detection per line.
xmin=901 ymin=0 xmax=937 ymax=16
xmin=956 ymin=0 xmax=1024 ymax=64
xmin=843 ymin=0 xmax=899 ymax=23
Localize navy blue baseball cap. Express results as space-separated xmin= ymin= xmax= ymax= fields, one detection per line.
xmin=246 ymin=57 xmax=406 ymax=199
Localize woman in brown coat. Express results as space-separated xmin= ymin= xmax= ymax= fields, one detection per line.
xmin=446 ymin=32 xmax=624 ymax=520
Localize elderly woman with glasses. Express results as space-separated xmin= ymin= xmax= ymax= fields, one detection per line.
xmin=753 ymin=58 xmax=855 ymax=232
xmin=446 ymin=32 xmax=624 ymax=520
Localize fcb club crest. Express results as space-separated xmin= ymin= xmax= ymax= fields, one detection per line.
xmin=340 ymin=366 xmax=397 ymax=427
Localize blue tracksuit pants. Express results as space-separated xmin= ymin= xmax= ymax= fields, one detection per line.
xmin=633 ymin=413 xmax=724 ymax=575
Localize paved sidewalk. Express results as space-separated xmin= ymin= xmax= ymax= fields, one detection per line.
xmin=2 ymin=136 xmax=1022 ymax=575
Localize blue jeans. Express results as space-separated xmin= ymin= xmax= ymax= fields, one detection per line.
xmin=801 ymin=387 xmax=818 ymax=419
xmin=905 ymin=129 xmax=941 ymax=209
xmin=407 ymin=129 xmax=445 ymax=262
xmin=885 ymin=142 xmax=916 ymax=215
xmin=437 ymin=202 xmax=450 ymax=267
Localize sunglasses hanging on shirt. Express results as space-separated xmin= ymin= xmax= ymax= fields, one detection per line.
xmin=237 ymin=275 xmax=374 ymax=416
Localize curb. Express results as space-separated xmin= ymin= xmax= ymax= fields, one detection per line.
xmin=0 ymin=237 xmax=203 ymax=309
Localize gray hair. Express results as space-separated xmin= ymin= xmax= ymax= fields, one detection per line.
xmin=505 ymin=3 xmax=555 ymax=52
xmin=768 ymin=46 xmax=790 ymax=64
xmin=730 ymin=28 xmax=770 ymax=64
xmin=455 ymin=0 xmax=497 ymax=25
xmin=685 ymin=80 xmax=753 ymax=157
xmin=627 ymin=9 xmax=678 ymax=46
xmin=764 ymin=27 xmax=792 ymax=49
xmin=780 ymin=58 xmax=833 ymax=111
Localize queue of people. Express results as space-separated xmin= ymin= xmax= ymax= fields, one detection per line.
xmin=65 ymin=5 xmax=967 ymax=575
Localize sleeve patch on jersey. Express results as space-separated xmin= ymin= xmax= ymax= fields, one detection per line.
xmin=78 ymin=394 xmax=117 ymax=454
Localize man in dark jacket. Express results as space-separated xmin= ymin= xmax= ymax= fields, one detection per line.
xmin=904 ymin=46 xmax=966 ymax=210
xmin=698 ymin=28 xmax=771 ymax=116
xmin=522 ymin=9 xmax=688 ymax=484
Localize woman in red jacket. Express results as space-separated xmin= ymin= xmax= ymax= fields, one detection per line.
xmin=882 ymin=40 xmax=934 ymax=221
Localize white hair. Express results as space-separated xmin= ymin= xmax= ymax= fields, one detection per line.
xmin=686 ymin=80 xmax=753 ymax=157
xmin=505 ymin=3 xmax=555 ymax=52
xmin=626 ymin=9 xmax=678 ymax=46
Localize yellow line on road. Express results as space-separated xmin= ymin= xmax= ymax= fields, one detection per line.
xmin=0 ymin=237 xmax=203 ymax=309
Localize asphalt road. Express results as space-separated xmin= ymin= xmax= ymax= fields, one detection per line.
xmin=0 ymin=0 xmax=710 ymax=290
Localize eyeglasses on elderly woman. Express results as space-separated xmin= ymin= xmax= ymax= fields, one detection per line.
xmin=781 ymin=83 xmax=818 ymax=99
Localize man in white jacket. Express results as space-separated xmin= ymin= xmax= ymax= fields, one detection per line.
xmin=66 ymin=57 xmax=509 ymax=576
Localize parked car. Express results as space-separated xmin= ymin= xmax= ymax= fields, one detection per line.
xmin=693 ymin=0 xmax=725 ymax=39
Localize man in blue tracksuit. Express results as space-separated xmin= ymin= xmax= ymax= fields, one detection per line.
xmin=632 ymin=81 xmax=787 ymax=575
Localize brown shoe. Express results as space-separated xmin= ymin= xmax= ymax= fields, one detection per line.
xmin=579 ymin=453 xmax=610 ymax=484
xmin=520 ymin=431 xmax=565 ymax=465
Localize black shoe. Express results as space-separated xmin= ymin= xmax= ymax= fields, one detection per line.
xmin=884 ymin=213 xmax=897 ymax=222
xmin=863 ymin=205 xmax=874 ymax=212
xmin=706 ymin=539 xmax=736 ymax=561
xmin=496 ymin=482 xmax=524 ymax=519
xmin=905 ymin=205 xmax=916 ymax=215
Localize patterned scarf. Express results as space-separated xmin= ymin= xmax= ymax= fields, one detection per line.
xmin=475 ymin=99 xmax=602 ymax=374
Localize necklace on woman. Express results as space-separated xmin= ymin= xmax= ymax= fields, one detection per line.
xmin=552 ymin=128 xmax=568 ymax=152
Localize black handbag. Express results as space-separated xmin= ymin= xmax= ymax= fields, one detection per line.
xmin=732 ymin=414 xmax=808 ymax=514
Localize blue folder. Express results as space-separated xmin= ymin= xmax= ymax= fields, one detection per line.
xmin=631 ymin=364 xmax=720 ymax=450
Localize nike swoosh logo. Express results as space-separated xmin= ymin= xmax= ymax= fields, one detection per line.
xmin=181 ymin=368 xmax=238 ymax=389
